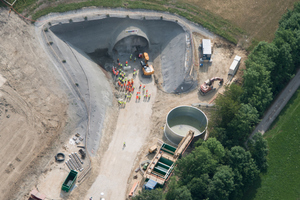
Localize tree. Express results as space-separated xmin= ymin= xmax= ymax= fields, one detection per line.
xmin=201 ymin=137 xmax=226 ymax=161
xmin=187 ymin=174 xmax=210 ymax=199
xmin=208 ymin=165 xmax=235 ymax=200
xmin=242 ymin=61 xmax=273 ymax=115
xmin=170 ymin=186 xmax=193 ymax=200
xmin=175 ymin=144 xmax=218 ymax=185
xmin=227 ymin=103 xmax=260 ymax=147
xmin=213 ymin=84 xmax=243 ymax=127
xmin=248 ymin=132 xmax=269 ymax=172
xmin=172 ymin=139 xmax=226 ymax=199
xmin=132 ymin=189 xmax=163 ymax=200
xmin=228 ymin=146 xmax=260 ymax=199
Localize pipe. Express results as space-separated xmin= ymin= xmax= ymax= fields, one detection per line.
xmin=65 ymin=161 xmax=73 ymax=171
xmin=71 ymin=153 xmax=83 ymax=171
xmin=68 ymin=159 xmax=77 ymax=171
xmin=75 ymin=152 xmax=84 ymax=164
xmin=69 ymin=156 xmax=79 ymax=170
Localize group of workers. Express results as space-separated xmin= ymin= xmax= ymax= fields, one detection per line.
xmin=113 ymin=54 xmax=151 ymax=108
xmin=136 ymin=84 xmax=151 ymax=102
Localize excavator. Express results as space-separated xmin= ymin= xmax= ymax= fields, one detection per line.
xmin=199 ymin=77 xmax=223 ymax=96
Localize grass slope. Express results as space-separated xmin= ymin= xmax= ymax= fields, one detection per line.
xmin=1 ymin=0 xmax=244 ymax=44
xmin=249 ymin=88 xmax=300 ymax=200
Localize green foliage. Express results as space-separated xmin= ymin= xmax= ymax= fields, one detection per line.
xmin=227 ymin=103 xmax=259 ymax=146
xmin=245 ymin=89 xmax=300 ymax=200
xmin=175 ymin=144 xmax=219 ymax=185
xmin=132 ymin=189 xmax=163 ymax=200
xmin=229 ymin=147 xmax=259 ymax=189
xmin=248 ymin=133 xmax=269 ymax=172
xmin=168 ymin=186 xmax=192 ymax=200
xmin=207 ymin=165 xmax=235 ymax=200
xmin=242 ymin=61 xmax=273 ymax=115
xmin=168 ymin=139 xmax=261 ymax=200
xmin=211 ymin=85 xmax=259 ymax=148
xmin=213 ymin=84 xmax=243 ymax=127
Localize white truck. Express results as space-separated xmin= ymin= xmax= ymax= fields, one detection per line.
xmin=228 ymin=55 xmax=241 ymax=76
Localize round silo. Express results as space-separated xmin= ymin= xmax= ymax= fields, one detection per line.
xmin=164 ymin=106 xmax=208 ymax=145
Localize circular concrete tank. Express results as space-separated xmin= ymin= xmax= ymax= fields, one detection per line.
xmin=164 ymin=106 xmax=208 ymax=145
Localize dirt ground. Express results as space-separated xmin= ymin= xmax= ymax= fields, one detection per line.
xmin=0 ymin=8 xmax=247 ymax=200
xmin=0 ymin=8 xmax=74 ymax=200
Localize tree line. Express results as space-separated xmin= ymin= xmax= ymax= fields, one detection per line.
xmin=133 ymin=2 xmax=300 ymax=200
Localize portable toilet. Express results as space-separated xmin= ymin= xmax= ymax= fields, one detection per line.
xmin=144 ymin=179 xmax=158 ymax=190
xmin=202 ymin=39 xmax=212 ymax=61
xmin=228 ymin=55 xmax=242 ymax=76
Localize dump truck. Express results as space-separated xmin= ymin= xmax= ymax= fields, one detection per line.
xmin=61 ymin=170 xmax=78 ymax=192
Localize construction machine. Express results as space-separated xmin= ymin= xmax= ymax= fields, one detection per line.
xmin=140 ymin=52 xmax=154 ymax=76
xmin=199 ymin=77 xmax=223 ymax=95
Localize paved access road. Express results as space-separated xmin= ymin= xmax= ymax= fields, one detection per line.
xmin=251 ymin=69 xmax=300 ymax=137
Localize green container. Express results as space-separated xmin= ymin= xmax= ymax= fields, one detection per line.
xmin=62 ymin=170 xmax=78 ymax=192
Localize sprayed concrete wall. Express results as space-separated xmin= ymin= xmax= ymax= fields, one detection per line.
xmin=164 ymin=106 xmax=208 ymax=145
xmin=49 ymin=17 xmax=194 ymax=93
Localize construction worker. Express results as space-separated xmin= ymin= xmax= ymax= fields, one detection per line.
xmin=136 ymin=95 xmax=139 ymax=102
xmin=146 ymin=89 xmax=148 ymax=94
xmin=120 ymin=63 xmax=123 ymax=67
xmin=123 ymin=142 xmax=126 ymax=147
xmin=139 ymin=84 xmax=142 ymax=90
xmin=148 ymin=94 xmax=151 ymax=100
xmin=130 ymin=54 xmax=132 ymax=60
xmin=117 ymin=58 xmax=119 ymax=63
xmin=134 ymin=57 xmax=137 ymax=62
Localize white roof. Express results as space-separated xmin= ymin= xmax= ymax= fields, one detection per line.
xmin=234 ymin=55 xmax=241 ymax=61
xmin=202 ymin=39 xmax=211 ymax=55
xmin=229 ymin=55 xmax=241 ymax=71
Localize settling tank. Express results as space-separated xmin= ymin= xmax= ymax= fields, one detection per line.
xmin=164 ymin=106 xmax=208 ymax=145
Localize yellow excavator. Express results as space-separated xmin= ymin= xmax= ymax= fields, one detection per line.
xmin=140 ymin=52 xmax=154 ymax=76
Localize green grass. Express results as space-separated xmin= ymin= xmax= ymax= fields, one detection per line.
xmin=0 ymin=0 xmax=244 ymax=44
xmin=244 ymin=88 xmax=300 ymax=200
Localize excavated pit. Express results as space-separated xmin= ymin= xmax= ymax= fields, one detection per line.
xmin=49 ymin=17 xmax=196 ymax=93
